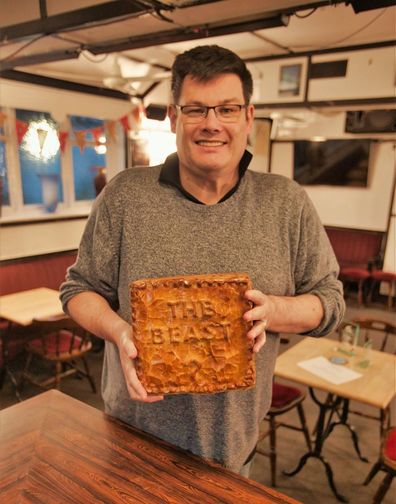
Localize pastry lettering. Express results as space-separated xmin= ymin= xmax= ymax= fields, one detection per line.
xmin=149 ymin=322 xmax=231 ymax=345
xmin=166 ymin=299 xmax=216 ymax=320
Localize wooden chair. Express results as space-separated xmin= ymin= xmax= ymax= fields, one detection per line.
xmin=357 ymin=318 xmax=396 ymax=354
xmin=255 ymin=381 xmax=312 ymax=486
xmin=364 ymin=427 xmax=396 ymax=503
xmin=19 ymin=316 xmax=96 ymax=393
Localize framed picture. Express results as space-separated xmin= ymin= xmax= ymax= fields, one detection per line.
xmin=278 ymin=64 xmax=302 ymax=97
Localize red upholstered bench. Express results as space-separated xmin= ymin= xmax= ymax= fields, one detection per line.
xmin=325 ymin=227 xmax=384 ymax=306
xmin=0 ymin=250 xmax=77 ymax=366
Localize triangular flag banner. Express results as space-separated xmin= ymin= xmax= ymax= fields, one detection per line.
xmin=58 ymin=131 xmax=69 ymax=152
xmin=0 ymin=111 xmax=7 ymax=129
xmin=106 ymin=120 xmax=117 ymax=142
xmin=36 ymin=128 xmax=48 ymax=152
xmin=91 ymin=126 xmax=104 ymax=144
xmin=119 ymin=114 xmax=130 ymax=132
xmin=75 ymin=130 xmax=86 ymax=152
xmin=16 ymin=119 xmax=29 ymax=145
xmin=131 ymin=105 xmax=142 ymax=129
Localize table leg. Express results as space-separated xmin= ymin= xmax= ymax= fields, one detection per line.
xmin=323 ymin=398 xmax=368 ymax=462
xmin=283 ymin=388 xmax=348 ymax=503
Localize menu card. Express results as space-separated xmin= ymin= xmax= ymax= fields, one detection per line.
xmin=298 ymin=356 xmax=363 ymax=385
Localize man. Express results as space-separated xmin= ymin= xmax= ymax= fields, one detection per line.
xmin=60 ymin=45 xmax=344 ymax=476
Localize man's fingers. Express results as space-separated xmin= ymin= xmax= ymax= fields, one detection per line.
xmin=120 ymin=333 xmax=137 ymax=359
xmin=253 ymin=331 xmax=267 ymax=353
xmin=247 ymin=319 xmax=268 ymax=339
xmin=123 ymin=350 xmax=164 ymax=403
xmin=244 ymin=289 xmax=266 ymax=305
xmin=246 ymin=319 xmax=268 ymax=353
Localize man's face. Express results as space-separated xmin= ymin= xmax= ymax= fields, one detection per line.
xmin=169 ymin=73 xmax=254 ymax=178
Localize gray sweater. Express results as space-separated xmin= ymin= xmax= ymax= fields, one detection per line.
xmin=60 ymin=162 xmax=345 ymax=472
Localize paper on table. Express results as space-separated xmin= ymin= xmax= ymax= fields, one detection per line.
xmin=298 ymin=356 xmax=363 ymax=385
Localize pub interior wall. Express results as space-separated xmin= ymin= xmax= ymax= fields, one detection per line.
xmin=1 ymin=44 xmax=395 ymax=262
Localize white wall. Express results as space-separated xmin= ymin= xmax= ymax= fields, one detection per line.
xmin=271 ymin=140 xmax=394 ymax=231
xmin=248 ymin=46 xmax=396 ymax=105
xmin=0 ymin=218 xmax=87 ymax=260
xmin=309 ymin=47 xmax=396 ymax=101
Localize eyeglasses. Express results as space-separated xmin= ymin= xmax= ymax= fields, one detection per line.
xmin=175 ymin=104 xmax=247 ymax=123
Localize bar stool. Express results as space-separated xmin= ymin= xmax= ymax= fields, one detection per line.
xmin=340 ymin=267 xmax=371 ymax=306
xmin=255 ymin=382 xmax=312 ymax=486
xmin=364 ymin=427 xmax=396 ymax=503
xmin=369 ymin=270 xmax=396 ymax=309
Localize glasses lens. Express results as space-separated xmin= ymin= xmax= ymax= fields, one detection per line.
xmin=181 ymin=106 xmax=206 ymax=120
xmin=178 ymin=104 xmax=244 ymax=123
xmin=215 ymin=105 xmax=242 ymax=121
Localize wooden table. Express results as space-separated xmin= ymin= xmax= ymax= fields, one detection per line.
xmin=0 ymin=390 xmax=300 ymax=504
xmin=0 ymin=288 xmax=64 ymax=398
xmin=0 ymin=287 xmax=63 ymax=326
xmin=275 ymin=336 xmax=396 ymax=502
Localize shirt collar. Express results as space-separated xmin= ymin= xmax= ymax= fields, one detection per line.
xmin=159 ymin=150 xmax=252 ymax=204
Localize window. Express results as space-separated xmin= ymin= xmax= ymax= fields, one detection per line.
xmin=70 ymin=115 xmax=107 ymax=201
xmin=16 ymin=109 xmax=63 ymax=211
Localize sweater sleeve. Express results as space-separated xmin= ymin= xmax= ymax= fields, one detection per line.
xmin=293 ymin=189 xmax=345 ymax=337
xmin=59 ymin=193 xmax=121 ymax=314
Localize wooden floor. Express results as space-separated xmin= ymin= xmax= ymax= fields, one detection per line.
xmin=1 ymin=297 xmax=395 ymax=504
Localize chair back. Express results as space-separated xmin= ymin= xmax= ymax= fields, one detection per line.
xmin=352 ymin=319 xmax=396 ymax=353
xmin=30 ymin=316 xmax=91 ymax=358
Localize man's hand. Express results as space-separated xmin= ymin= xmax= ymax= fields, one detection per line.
xmin=117 ymin=327 xmax=164 ymax=403
xmin=243 ymin=289 xmax=275 ymax=353
xmin=243 ymin=289 xmax=324 ymax=351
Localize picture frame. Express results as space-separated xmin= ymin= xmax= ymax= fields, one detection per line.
xmin=278 ymin=64 xmax=302 ymax=97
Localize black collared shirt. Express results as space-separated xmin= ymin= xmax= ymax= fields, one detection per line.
xmin=159 ymin=150 xmax=253 ymax=204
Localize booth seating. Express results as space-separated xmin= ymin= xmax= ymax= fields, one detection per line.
xmin=0 ymin=250 xmax=77 ymax=367
xmin=325 ymin=227 xmax=385 ymax=306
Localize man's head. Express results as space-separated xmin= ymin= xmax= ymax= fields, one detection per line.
xmin=171 ymin=45 xmax=253 ymax=105
xmin=168 ymin=45 xmax=254 ymax=185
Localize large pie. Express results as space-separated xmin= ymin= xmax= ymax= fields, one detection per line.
xmin=130 ymin=272 xmax=255 ymax=394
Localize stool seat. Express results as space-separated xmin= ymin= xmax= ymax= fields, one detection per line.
xmin=384 ymin=428 xmax=396 ymax=470
xmin=371 ymin=271 xmax=396 ymax=282
xmin=270 ymin=382 xmax=302 ymax=410
xmin=341 ymin=267 xmax=370 ymax=279
xmin=369 ymin=270 xmax=396 ymax=309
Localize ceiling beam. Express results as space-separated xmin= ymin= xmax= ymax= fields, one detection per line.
xmin=0 ymin=69 xmax=131 ymax=101
xmin=0 ymin=1 xmax=153 ymax=43
xmin=245 ymin=39 xmax=396 ymax=63
xmin=87 ymin=14 xmax=289 ymax=54
xmin=0 ymin=48 xmax=81 ymax=71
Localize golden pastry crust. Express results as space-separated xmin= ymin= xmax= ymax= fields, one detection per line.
xmin=130 ymin=272 xmax=255 ymax=394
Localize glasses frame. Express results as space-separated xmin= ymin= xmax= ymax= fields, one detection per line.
xmin=175 ymin=104 xmax=247 ymax=123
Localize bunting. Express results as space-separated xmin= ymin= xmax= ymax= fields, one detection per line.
xmin=2 ymin=105 xmax=145 ymax=152
xmin=74 ymin=131 xmax=87 ymax=153
xmin=105 ymin=120 xmax=117 ymax=142
xmin=58 ymin=131 xmax=69 ymax=153
xmin=36 ymin=128 xmax=48 ymax=152
xmin=119 ymin=114 xmax=131 ymax=132
xmin=0 ymin=111 xmax=7 ymax=129
xmin=15 ymin=119 xmax=29 ymax=145
xmin=91 ymin=126 xmax=104 ymax=144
